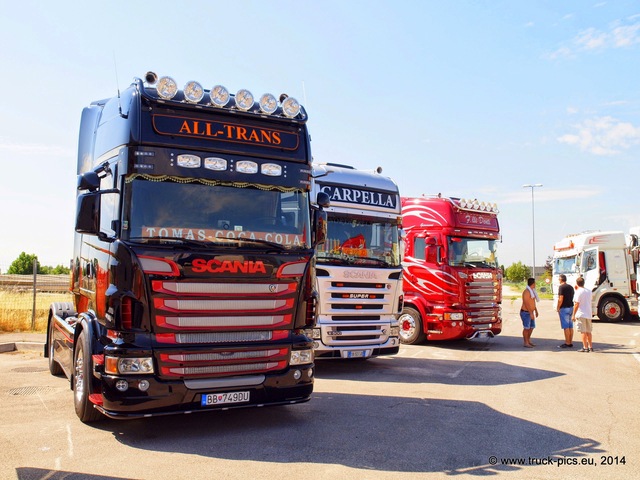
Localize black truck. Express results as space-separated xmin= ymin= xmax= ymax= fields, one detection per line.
xmin=46 ymin=72 xmax=327 ymax=422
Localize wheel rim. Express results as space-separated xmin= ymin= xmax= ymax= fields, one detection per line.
xmin=399 ymin=313 xmax=417 ymax=341
xmin=605 ymin=302 xmax=622 ymax=320
xmin=74 ymin=345 xmax=85 ymax=403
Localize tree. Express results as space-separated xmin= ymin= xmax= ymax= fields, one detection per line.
xmin=40 ymin=264 xmax=71 ymax=275
xmin=504 ymin=261 xmax=530 ymax=283
xmin=7 ymin=252 xmax=40 ymax=274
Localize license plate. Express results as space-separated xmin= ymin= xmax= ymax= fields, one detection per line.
xmin=345 ymin=350 xmax=366 ymax=359
xmin=201 ymin=391 xmax=250 ymax=407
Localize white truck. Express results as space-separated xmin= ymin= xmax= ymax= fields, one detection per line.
xmin=308 ymin=163 xmax=403 ymax=358
xmin=552 ymin=231 xmax=638 ymax=322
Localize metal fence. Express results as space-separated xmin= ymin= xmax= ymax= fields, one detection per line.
xmin=0 ymin=268 xmax=72 ymax=332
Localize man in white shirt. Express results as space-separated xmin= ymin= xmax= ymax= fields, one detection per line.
xmin=572 ymin=277 xmax=593 ymax=352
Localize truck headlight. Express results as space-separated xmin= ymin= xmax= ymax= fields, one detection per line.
xmin=302 ymin=328 xmax=321 ymax=340
xmin=444 ymin=312 xmax=464 ymax=321
xmin=105 ymin=356 xmax=154 ymax=375
xmin=290 ymin=349 xmax=313 ymax=366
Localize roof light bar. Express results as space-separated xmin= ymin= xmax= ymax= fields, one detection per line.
xmin=458 ymin=198 xmax=499 ymax=213
xmin=145 ymin=73 xmax=303 ymax=118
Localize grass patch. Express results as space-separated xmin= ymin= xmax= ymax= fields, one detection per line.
xmin=0 ymin=290 xmax=73 ymax=333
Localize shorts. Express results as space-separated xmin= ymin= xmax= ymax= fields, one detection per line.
xmin=558 ymin=307 xmax=573 ymax=329
xmin=575 ymin=317 xmax=593 ymax=333
xmin=520 ymin=310 xmax=536 ymax=329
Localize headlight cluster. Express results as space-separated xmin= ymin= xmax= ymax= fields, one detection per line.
xmin=105 ymin=356 xmax=155 ymax=375
xmin=458 ymin=198 xmax=499 ymax=213
xmin=290 ymin=349 xmax=314 ymax=365
xmin=145 ymin=72 xmax=303 ymax=119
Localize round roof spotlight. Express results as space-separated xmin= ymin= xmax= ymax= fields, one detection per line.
xmin=282 ymin=96 xmax=301 ymax=118
xmin=259 ymin=93 xmax=278 ymax=114
xmin=210 ymin=85 xmax=230 ymax=107
xmin=235 ymin=89 xmax=254 ymax=111
xmin=459 ymin=198 xmax=467 ymax=208
xmin=157 ymin=76 xmax=178 ymax=100
xmin=145 ymin=71 xmax=158 ymax=85
xmin=184 ymin=81 xmax=204 ymax=103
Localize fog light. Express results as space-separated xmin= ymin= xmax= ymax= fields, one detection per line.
xmin=115 ymin=380 xmax=129 ymax=392
xmin=293 ymin=369 xmax=301 ymax=380
xmin=210 ymin=85 xmax=230 ymax=107
xmin=390 ymin=326 xmax=400 ymax=337
xmin=282 ymin=96 xmax=301 ymax=118
xmin=313 ymin=341 xmax=320 ymax=349
xmin=235 ymin=89 xmax=254 ymax=111
xmin=157 ymin=76 xmax=178 ymax=100
xmin=307 ymin=368 xmax=313 ymax=378
xmin=184 ymin=81 xmax=204 ymax=103
xmin=138 ymin=380 xmax=150 ymax=392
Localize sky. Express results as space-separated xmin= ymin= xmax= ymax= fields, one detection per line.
xmin=1 ymin=0 xmax=639 ymax=271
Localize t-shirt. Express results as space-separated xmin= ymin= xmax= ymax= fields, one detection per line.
xmin=574 ymin=287 xmax=592 ymax=319
xmin=558 ymin=283 xmax=574 ymax=308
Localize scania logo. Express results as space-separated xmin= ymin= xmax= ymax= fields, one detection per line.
xmin=192 ymin=258 xmax=267 ymax=274
xmin=473 ymin=272 xmax=493 ymax=280
xmin=343 ymin=270 xmax=378 ymax=279
xmin=269 ymin=284 xmax=277 ymax=293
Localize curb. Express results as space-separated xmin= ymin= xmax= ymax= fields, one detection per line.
xmin=0 ymin=342 xmax=45 ymax=354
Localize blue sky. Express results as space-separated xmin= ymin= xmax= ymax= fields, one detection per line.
xmin=1 ymin=0 xmax=639 ymax=270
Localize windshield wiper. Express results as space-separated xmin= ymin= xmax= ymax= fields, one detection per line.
xmin=127 ymin=236 xmax=214 ymax=248
xmin=352 ymin=256 xmax=393 ymax=267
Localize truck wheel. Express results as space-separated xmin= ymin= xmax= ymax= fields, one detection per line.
xmin=598 ymin=297 xmax=625 ymax=322
xmin=73 ymin=330 xmax=102 ymax=423
xmin=47 ymin=318 xmax=63 ymax=376
xmin=398 ymin=307 xmax=426 ymax=345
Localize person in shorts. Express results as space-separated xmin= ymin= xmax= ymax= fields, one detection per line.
xmin=572 ymin=277 xmax=593 ymax=352
xmin=520 ymin=278 xmax=539 ymax=348
xmin=556 ymin=274 xmax=575 ymax=348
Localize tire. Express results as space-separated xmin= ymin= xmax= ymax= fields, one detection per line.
xmin=398 ymin=306 xmax=426 ymax=345
xmin=73 ymin=330 xmax=103 ymax=423
xmin=47 ymin=318 xmax=64 ymax=376
xmin=597 ymin=297 xmax=625 ymax=322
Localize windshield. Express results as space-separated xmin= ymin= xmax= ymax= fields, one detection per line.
xmin=554 ymin=255 xmax=577 ymax=275
xmin=123 ymin=178 xmax=310 ymax=249
xmin=447 ymin=237 xmax=498 ymax=268
xmin=316 ymin=213 xmax=401 ymax=267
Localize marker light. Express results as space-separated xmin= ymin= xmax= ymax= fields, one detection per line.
xmin=204 ymin=157 xmax=228 ymax=171
xmin=261 ymin=163 xmax=282 ymax=176
xmin=184 ymin=81 xmax=204 ymax=103
xmin=236 ymin=160 xmax=258 ymax=174
xmin=235 ymin=89 xmax=254 ymax=111
xmin=210 ymin=85 xmax=230 ymax=107
xmin=282 ymin=96 xmax=301 ymax=118
xmin=177 ymin=154 xmax=201 ymax=168
xmin=157 ymin=76 xmax=178 ymax=100
xmin=259 ymin=93 xmax=278 ymax=114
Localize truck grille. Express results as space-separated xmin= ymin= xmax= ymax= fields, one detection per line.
xmin=158 ymin=346 xmax=289 ymax=378
xmin=150 ymin=280 xmax=297 ymax=379
xmin=465 ymin=278 xmax=500 ymax=323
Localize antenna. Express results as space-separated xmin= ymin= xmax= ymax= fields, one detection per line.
xmin=113 ymin=52 xmax=122 ymax=116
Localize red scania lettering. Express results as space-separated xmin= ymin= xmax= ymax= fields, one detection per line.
xmin=192 ymin=259 xmax=267 ymax=274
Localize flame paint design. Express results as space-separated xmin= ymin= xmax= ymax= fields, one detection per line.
xmin=403 ymin=258 xmax=459 ymax=296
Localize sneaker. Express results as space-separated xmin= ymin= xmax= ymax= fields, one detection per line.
xmin=557 ymin=344 xmax=573 ymax=348
xmin=579 ymin=348 xmax=589 ymax=352
xmin=588 ymin=348 xmax=594 ymax=352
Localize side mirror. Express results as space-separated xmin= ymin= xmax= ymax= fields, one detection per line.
xmin=313 ymin=210 xmax=328 ymax=247
xmin=316 ymin=191 xmax=330 ymax=209
xmin=426 ymin=245 xmax=440 ymax=264
xmin=75 ymin=192 xmax=100 ymax=234
xmin=77 ymin=171 xmax=101 ymax=192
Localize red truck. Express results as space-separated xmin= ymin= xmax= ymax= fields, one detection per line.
xmin=399 ymin=196 xmax=502 ymax=343
xmin=45 ymin=72 xmax=327 ymax=422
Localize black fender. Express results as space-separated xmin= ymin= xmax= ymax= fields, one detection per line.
xmin=71 ymin=311 xmax=106 ymax=390
xmin=45 ymin=302 xmax=76 ymax=358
